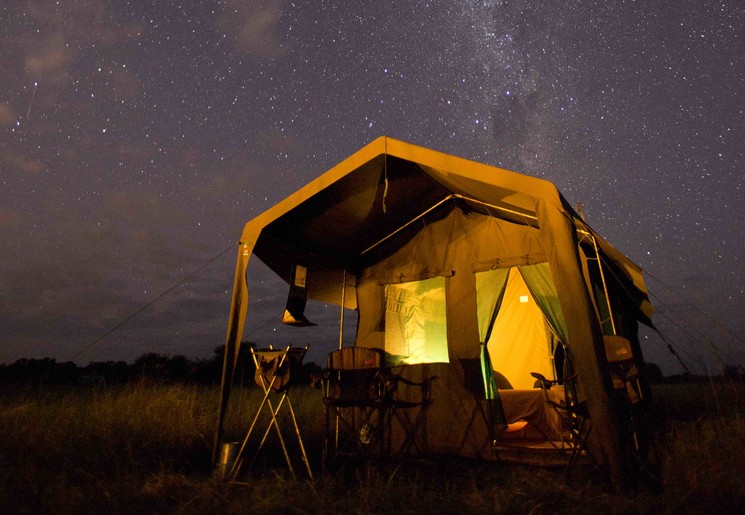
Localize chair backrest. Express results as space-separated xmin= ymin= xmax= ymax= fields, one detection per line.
xmin=603 ymin=335 xmax=634 ymax=363
xmin=531 ymin=371 xmax=579 ymax=411
xmin=603 ymin=335 xmax=642 ymax=403
xmin=326 ymin=347 xmax=385 ymax=405
xmin=328 ymin=347 xmax=384 ymax=371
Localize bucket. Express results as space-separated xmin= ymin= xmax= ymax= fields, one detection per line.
xmin=216 ymin=442 xmax=241 ymax=477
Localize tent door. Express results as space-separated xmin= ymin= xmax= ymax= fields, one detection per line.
xmin=484 ymin=267 xmax=557 ymax=390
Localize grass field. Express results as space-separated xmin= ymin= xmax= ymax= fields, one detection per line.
xmin=0 ymin=380 xmax=743 ymax=514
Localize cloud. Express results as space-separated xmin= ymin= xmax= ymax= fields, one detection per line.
xmin=217 ymin=0 xmax=288 ymax=57
xmin=0 ymin=150 xmax=44 ymax=175
xmin=104 ymin=67 xmax=143 ymax=102
xmin=0 ymin=206 xmax=22 ymax=230
xmin=9 ymin=0 xmax=144 ymax=87
xmin=0 ymin=104 xmax=16 ymax=127
xmin=23 ymin=31 xmax=75 ymax=80
xmin=24 ymin=0 xmax=142 ymax=45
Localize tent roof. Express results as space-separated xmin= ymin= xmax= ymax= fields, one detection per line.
xmin=242 ymin=137 xmax=559 ymax=265
xmin=239 ymin=136 xmax=650 ymax=318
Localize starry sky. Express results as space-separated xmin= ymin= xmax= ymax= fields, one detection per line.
xmin=1 ymin=1 xmax=743 ymax=375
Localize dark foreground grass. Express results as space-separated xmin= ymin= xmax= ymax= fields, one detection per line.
xmin=0 ymin=380 xmax=743 ymax=514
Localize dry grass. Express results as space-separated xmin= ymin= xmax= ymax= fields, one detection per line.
xmin=0 ymin=380 xmax=743 ymax=514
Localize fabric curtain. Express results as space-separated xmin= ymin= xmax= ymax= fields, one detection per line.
xmin=475 ymin=268 xmax=510 ymax=344
xmin=474 ymin=269 xmax=510 ymax=432
xmin=518 ymin=263 xmax=568 ymax=346
xmin=475 ymin=268 xmax=510 ymax=398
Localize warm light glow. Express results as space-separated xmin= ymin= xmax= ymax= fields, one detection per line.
xmin=384 ymin=277 xmax=449 ymax=365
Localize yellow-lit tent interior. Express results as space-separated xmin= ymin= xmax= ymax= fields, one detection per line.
xmin=215 ymin=136 xmax=655 ymax=487
xmin=483 ymin=266 xmax=556 ymax=390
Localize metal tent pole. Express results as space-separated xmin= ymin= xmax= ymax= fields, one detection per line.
xmin=339 ymin=269 xmax=347 ymax=350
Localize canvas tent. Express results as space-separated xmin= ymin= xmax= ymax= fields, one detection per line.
xmin=215 ymin=136 xmax=655 ymax=486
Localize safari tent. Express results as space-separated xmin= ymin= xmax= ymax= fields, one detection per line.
xmin=214 ymin=136 xmax=656 ymax=486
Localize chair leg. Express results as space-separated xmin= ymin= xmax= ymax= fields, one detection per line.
xmin=322 ymin=403 xmax=347 ymax=472
xmin=232 ymin=390 xmax=312 ymax=480
xmin=254 ymin=394 xmax=296 ymax=479
xmin=229 ymin=388 xmax=274 ymax=479
xmin=324 ymin=405 xmax=382 ymax=463
xmin=322 ymin=404 xmax=330 ymax=473
xmin=285 ymin=396 xmax=313 ymax=479
xmin=565 ymin=419 xmax=592 ymax=478
xmin=389 ymin=406 xmax=424 ymax=455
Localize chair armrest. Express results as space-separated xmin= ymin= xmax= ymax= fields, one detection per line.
xmin=381 ymin=373 xmax=437 ymax=405
xmin=389 ymin=374 xmax=437 ymax=388
xmin=530 ymin=372 xmax=555 ymax=389
xmin=530 ymin=371 xmax=578 ymax=388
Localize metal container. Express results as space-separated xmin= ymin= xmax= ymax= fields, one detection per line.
xmin=216 ymin=441 xmax=241 ymax=477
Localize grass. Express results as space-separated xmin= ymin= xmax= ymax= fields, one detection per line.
xmin=0 ymin=380 xmax=743 ymax=514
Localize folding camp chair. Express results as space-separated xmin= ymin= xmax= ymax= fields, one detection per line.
xmin=457 ymin=352 xmax=511 ymax=457
xmin=322 ymin=347 xmax=435 ymax=465
xmin=604 ymin=335 xmax=643 ymax=405
xmin=604 ymin=334 xmax=654 ymax=472
xmin=530 ymin=371 xmax=593 ymax=476
xmin=381 ymin=370 xmax=436 ymax=456
xmin=322 ymin=347 xmax=386 ymax=466
xmin=229 ymin=345 xmax=313 ymax=480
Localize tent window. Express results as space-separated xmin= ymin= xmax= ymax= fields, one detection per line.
xmin=384 ymin=277 xmax=449 ymax=365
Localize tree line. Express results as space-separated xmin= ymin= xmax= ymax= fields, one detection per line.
xmin=0 ymin=348 xmax=740 ymax=387
xmin=0 ymin=343 xmax=322 ymax=387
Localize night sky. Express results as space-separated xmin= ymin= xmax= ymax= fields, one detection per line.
xmin=1 ymin=1 xmax=743 ymax=375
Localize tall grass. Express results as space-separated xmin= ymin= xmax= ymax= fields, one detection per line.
xmin=651 ymin=381 xmax=745 ymax=513
xmin=0 ymin=380 xmax=743 ymax=514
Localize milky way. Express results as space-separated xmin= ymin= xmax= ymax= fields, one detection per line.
xmin=1 ymin=1 xmax=743 ymax=373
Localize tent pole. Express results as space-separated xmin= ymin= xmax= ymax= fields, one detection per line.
xmin=339 ymin=269 xmax=346 ymax=350
xmin=333 ymin=269 xmax=347 ymax=457
xmin=360 ymin=195 xmax=456 ymax=256
xmin=452 ymin=194 xmax=538 ymax=224
xmin=361 ymin=193 xmax=540 ymax=258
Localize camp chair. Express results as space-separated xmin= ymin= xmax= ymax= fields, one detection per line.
xmin=381 ymin=370 xmax=436 ymax=456
xmin=229 ymin=345 xmax=313 ymax=480
xmin=604 ymin=334 xmax=652 ymax=467
xmin=322 ymin=347 xmax=436 ymax=464
xmin=456 ymin=355 xmax=508 ymax=456
xmin=530 ymin=371 xmax=593 ymax=476
xmin=322 ymin=347 xmax=387 ymax=465
xmin=604 ymin=335 xmax=642 ymax=405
